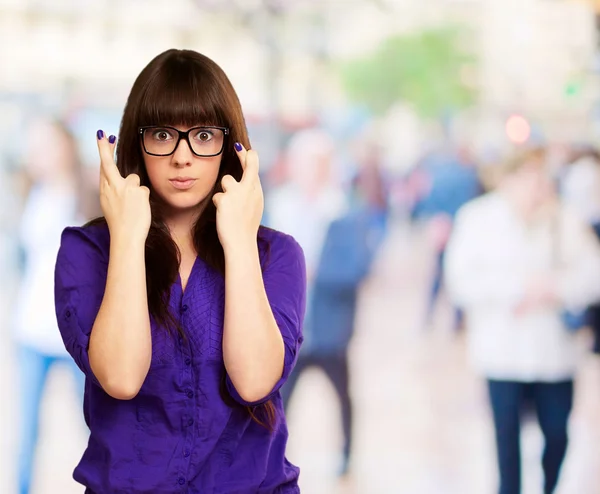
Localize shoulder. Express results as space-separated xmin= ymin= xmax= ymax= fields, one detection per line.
xmin=55 ymin=221 xmax=110 ymax=295
xmin=58 ymin=220 xmax=110 ymax=262
xmin=258 ymin=226 xmax=305 ymax=266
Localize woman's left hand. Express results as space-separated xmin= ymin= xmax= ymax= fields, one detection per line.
xmin=213 ymin=143 xmax=264 ymax=251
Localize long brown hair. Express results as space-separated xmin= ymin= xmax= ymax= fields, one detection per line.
xmin=88 ymin=49 xmax=275 ymax=429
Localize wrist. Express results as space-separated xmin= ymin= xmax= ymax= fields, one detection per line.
xmin=222 ymin=234 xmax=258 ymax=253
xmin=223 ymin=237 xmax=260 ymax=263
xmin=110 ymin=233 xmax=147 ymax=254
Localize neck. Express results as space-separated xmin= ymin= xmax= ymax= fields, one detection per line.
xmin=500 ymin=183 xmax=555 ymax=224
xmin=165 ymin=209 xmax=199 ymax=254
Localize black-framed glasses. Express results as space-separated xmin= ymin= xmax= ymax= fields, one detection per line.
xmin=138 ymin=126 xmax=229 ymax=157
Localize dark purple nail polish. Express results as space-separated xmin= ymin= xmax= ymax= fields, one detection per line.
xmin=234 ymin=142 xmax=242 ymax=152
xmin=109 ymin=135 xmax=116 ymax=144
xmin=97 ymin=130 xmax=104 ymax=140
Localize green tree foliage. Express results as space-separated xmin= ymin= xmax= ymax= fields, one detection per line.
xmin=340 ymin=26 xmax=478 ymax=118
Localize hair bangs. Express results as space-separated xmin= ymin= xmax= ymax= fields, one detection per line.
xmin=137 ymin=58 xmax=226 ymax=129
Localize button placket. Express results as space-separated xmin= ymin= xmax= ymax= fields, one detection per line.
xmin=179 ymin=294 xmax=196 ymax=482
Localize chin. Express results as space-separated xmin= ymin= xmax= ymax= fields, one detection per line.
xmin=169 ymin=194 xmax=207 ymax=210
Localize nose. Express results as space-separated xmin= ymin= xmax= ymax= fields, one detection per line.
xmin=171 ymin=138 xmax=193 ymax=167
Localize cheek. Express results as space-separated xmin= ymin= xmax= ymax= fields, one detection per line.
xmin=205 ymin=157 xmax=222 ymax=183
xmin=143 ymin=156 xmax=166 ymax=187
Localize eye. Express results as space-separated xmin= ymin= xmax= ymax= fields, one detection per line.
xmin=151 ymin=128 xmax=175 ymax=141
xmin=194 ymin=130 xmax=214 ymax=142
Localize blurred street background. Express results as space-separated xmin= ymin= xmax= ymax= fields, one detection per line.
xmin=4 ymin=0 xmax=600 ymax=493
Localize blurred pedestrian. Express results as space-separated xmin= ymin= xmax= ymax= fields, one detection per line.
xmin=271 ymin=134 xmax=380 ymax=477
xmin=559 ymin=147 xmax=600 ymax=349
xmin=13 ymin=117 xmax=91 ymax=494
xmin=445 ymin=147 xmax=600 ymax=494
xmin=267 ymin=128 xmax=347 ymax=282
xmin=410 ymin=146 xmax=482 ymax=331
xmin=350 ymin=141 xmax=391 ymax=252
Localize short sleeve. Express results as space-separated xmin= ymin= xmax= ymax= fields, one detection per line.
xmin=226 ymin=232 xmax=307 ymax=406
xmin=54 ymin=225 xmax=109 ymax=387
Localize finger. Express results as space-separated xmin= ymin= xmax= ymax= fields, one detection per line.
xmin=108 ymin=134 xmax=117 ymax=156
xmin=96 ymin=130 xmax=122 ymax=184
xmin=212 ymin=192 xmax=224 ymax=208
xmin=234 ymin=142 xmax=248 ymax=172
xmin=221 ymin=174 xmax=237 ymax=192
xmin=241 ymin=149 xmax=260 ymax=185
xmin=99 ymin=163 xmax=108 ymax=191
xmin=140 ymin=185 xmax=151 ymax=198
xmin=125 ymin=173 xmax=141 ymax=187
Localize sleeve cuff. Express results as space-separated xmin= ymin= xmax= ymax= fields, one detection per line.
xmin=225 ymin=335 xmax=300 ymax=406
xmin=60 ymin=304 xmax=102 ymax=388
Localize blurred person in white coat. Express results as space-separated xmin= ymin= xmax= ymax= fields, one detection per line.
xmin=12 ymin=118 xmax=95 ymax=494
xmin=445 ymin=148 xmax=600 ymax=494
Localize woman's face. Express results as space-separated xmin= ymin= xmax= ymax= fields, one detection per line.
xmin=142 ymin=125 xmax=222 ymax=214
xmin=513 ymin=163 xmax=555 ymax=212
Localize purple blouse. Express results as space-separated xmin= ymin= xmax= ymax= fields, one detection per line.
xmin=54 ymin=223 xmax=306 ymax=493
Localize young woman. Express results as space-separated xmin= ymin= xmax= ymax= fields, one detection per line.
xmin=54 ymin=49 xmax=306 ymax=493
xmin=445 ymin=148 xmax=600 ymax=494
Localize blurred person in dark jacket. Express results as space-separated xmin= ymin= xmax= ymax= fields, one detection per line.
xmin=281 ymin=173 xmax=380 ymax=478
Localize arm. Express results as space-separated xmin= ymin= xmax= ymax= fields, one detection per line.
xmin=88 ymin=235 xmax=151 ymax=399
xmin=223 ymin=234 xmax=306 ymax=405
xmin=55 ymin=131 xmax=153 ymax=400
xmin=214 ymin=145 xmax=306 ymax=405
xmin=55 ymin=228 xmax=151 ymax=400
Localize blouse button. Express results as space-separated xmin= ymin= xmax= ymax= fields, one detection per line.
xmin=188 ymin=418 xmax=194 ymax=426
xmin=187 ymin=390 xmax=193 ymax=399
xmin=185 ymin=358 xmax=191 ymax=366
xmin=178 ymin=477 xmax=186 ymax=485
xmin=65 ymin=310 xmax=71 ymax=319
xmin=181 ymin=304 xmax=188 ymax=313
xmin=184 ymin=449 xmax=190 ymax=458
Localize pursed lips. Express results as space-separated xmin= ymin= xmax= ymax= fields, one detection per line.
xmin=169 ymin=177 xmax=197 ymax=189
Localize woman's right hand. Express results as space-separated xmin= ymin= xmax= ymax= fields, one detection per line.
xmin=97 ymin=131 xmax=151 ymax=243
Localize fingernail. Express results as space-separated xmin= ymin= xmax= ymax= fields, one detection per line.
xmin=108 ymin=135 xmax=116 ymax=144
xmin=97 ymin=130 xmax=104 ymax=140
xmin=234 ymin=142 xmax=242 ymax=152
